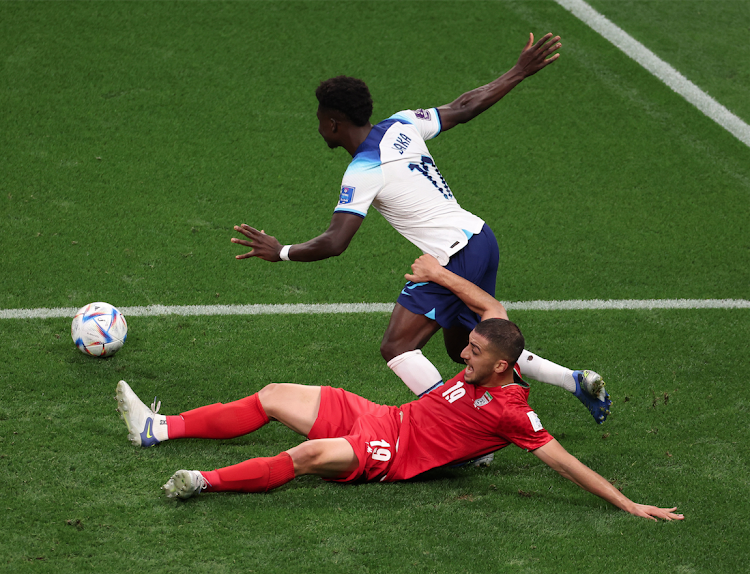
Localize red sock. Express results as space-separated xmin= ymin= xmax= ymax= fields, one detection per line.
xmin=166 ymin=393 xmax=269 ymax=439
xmin=201 ymin=452 xmax=295 ymax=493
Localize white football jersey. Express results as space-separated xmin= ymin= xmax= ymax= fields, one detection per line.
xmin=333 ymin=108 xmax=485 ymax=265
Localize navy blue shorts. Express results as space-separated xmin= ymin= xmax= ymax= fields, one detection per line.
xmin=397 ymin=224 xmax=499 ymax=331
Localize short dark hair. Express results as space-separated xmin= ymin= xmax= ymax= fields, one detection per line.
xmin=473 ymin=318 xmax=525 ymax=366
xmin=316 ymin=76 xmax=373 ymax=127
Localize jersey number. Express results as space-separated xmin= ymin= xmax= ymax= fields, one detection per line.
xmin=370 ymin=440 xmax=392 ymax=462
xmin=408 ymin=155 xmax=454 ymax=200
xmin=442 ymin=381 xmax=465 ymax=403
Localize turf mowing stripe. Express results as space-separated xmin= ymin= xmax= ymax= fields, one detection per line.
xmin=554 ymin=0 xmax=750 ymax=147
xmin=1 ymin=299 xmax=748 ymax=320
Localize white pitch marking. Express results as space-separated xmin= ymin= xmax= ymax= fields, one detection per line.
xmin=554 ymin=0 xmax=750 ymax=147
xmin=505 ymin=299 xmax=750 ymax=311
xmin=1 ymin=300 xmax=748 ymax=320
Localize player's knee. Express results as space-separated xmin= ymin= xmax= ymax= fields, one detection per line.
xmin=258 ymin=383 xmax=288 ymax=417
xmin=380 ymin=338 xmax=410 ymax=362
xmin=380 ymin=340 xmax=394 ymax=362
xmin=258 ymin=382 xmax=279 ymax=401
xmin=288 ymin=442 xmax=326 ymax=475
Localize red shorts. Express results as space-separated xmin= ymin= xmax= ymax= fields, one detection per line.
xmin=308 ymin=386 xmax=400 ymax=483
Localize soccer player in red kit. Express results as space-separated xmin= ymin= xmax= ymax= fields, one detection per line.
xmin=115 ymin=257 xmax=683 ymax=520
xmin=230 ymin=33 xmax=612 ymax=430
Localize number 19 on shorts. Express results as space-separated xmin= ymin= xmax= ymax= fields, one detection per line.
xmin=369 ymin=440 xmax=392 ymax=461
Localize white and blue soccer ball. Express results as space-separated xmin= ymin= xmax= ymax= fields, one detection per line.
xmin=71 ymin=302 xmax=128 ymax=357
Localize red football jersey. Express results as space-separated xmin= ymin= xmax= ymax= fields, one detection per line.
xmin=386 ymin=366 xmax=554 ymax=481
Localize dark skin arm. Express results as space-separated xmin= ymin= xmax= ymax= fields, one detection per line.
xmin=233 ymin=33 xmax=559 ymax=262
xmin=232 ymin=212 xmax=363 ymax=262
xmin=437 ymin=33 xmax=561 ymax=131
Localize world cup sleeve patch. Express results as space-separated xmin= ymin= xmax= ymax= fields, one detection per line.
xmin=414 ymin=108 xmax=431 ymax=121
xmin=339 ymin=186 xmax=355 ymax=204
xmin=526 ymin=411 xmax=544 ymax=432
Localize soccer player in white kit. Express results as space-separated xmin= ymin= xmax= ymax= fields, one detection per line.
xmin=232 ymin=33 xmax=611 ymax=426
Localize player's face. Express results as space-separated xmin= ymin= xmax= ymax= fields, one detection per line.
xmin=460 ymin=331 xmax=505 ymax=385
xmin=317 ymin=107 xmax=338 ymax=149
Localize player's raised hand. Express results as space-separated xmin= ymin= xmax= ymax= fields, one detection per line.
xmin=405 ymin=254 xmax=443 ymax=283
xmin=514 ymin=32 xmax=561 ymax=78
xmin=231 ymin=224 xmax=283 ymax=261
xmin=629 ymin=504 xmax=685 ymax=522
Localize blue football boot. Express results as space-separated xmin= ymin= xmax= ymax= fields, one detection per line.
xmin=573 ymin=370 xmax=611 ymax=424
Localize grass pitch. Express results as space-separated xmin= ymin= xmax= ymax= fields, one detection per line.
xmin=2 ymin=311 xmax=748 ymax=573
xmin=1 ymin=1 xmax=749 ymax=573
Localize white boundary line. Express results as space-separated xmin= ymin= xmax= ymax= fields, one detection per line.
xmin=554 ymin=0 xmax=750 ymax=147
xmin=1 ymin=299 xmax=748 ymax=320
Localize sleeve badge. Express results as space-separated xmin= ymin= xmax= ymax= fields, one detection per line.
xmin=414 ymin=108 xmax=432 ymax=121
xmin=339 ymin=186 xmax=355 ymax=204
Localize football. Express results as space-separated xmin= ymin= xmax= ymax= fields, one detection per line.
xmin=71 ymin=302 xmax=128 ymax=357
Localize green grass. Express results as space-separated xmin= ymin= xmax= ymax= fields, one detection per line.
xmin=587 ymin=0 xmax=750 ymax=123
xmin=2 ymin=311 xmax=748 ymax=573
xmin=1 ymin=0 xmax=748 ymax=308
xmin=1 ymin=1 xmax=749 ymax=572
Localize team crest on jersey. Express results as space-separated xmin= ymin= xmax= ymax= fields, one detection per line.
xmin=414 ymin=108 xmax=431 ymax=120
xmin=473 ymin=391 xmax=493 ymax=409
xmin=339 ymin=186 xmax=355 ymax=204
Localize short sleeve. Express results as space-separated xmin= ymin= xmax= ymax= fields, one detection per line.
xmin=388 ymin=108 xmax=442 ymax=141
xmin=333 ymin=152 xmax=384 ymax=218
xmin=499 ymin=396 xmax=554 ymax=452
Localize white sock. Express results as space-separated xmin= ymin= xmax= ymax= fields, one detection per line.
xmin=387 ymin=349 xmax=444 ymax=397
xmin=518 ymin=349 xmax=576 ymax=392
xmin=154 ymin=414 xmax=169 ymax=441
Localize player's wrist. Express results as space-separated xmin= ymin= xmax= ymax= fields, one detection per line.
xmin=279 ymin=245 xmax=293 ymax=261
xmin=506 ymin=64 xmax=528 ymax=83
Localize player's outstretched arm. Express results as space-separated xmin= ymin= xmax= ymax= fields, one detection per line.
xmin=533 ymin=439 xmax=685 ymax=521
xmin=406 ymin=254 xmax=508 ymax=321
xmin=232 ymin=212 xmax=363 ymax=262
xmin=437 ymin=33 xmax=561 ymax=131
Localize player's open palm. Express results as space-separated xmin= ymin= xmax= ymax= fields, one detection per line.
xmin=515 ymin=32 xmax=561 ymax=77
xmin=630 ymin=504 xmax=685 ymax=522
xmin=232 ymin=224 xmax=282 ymax=261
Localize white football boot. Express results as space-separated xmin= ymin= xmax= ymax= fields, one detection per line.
xmin=115 ymin=380 xmax=162 ymax=447
xmin=163 ymin=470 xmax=208 ymax=499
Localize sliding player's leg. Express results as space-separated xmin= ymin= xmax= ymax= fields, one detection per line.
xmin=518 ymin=351 xmax=611 ymax=423
xmin=162 ymin=437 xmax=357 ymax=499
xmin=257 ymin=383 xmax=322 ymax=435
xmin=439 ymin=323 xmax=611 ymax=423
xmin=440 ymin=325 xmax=594 ymax=398
xmin=163 ymin=398 xmax=401 ymax=500
xmin=115 ymin=380 xmax=322 ymax=447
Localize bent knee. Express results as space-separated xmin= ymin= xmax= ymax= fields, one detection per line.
xmin=288 ymin=442 xmax=326 ymax=475
xmin=380 ymin=338 xmax=414 ymax=362
xmin=257 ymin=383 xmax=295 ymax=417
xmin=257 ymin=382 xmax=279 ymax=402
